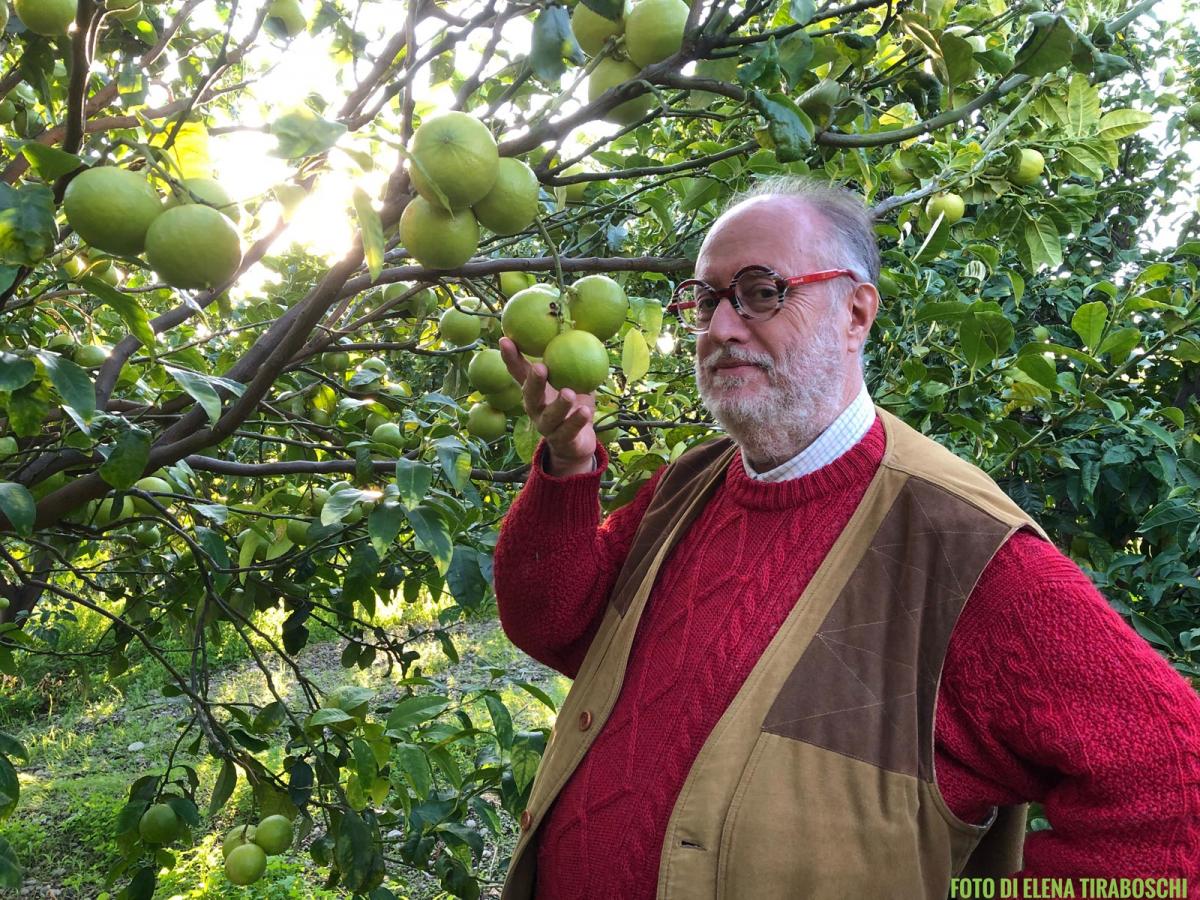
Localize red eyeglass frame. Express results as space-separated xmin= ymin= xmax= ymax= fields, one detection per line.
xmin=666 ymin=265 xmax=858 ymax=332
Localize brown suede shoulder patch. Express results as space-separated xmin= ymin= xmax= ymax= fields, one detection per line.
xmin=761 ymin=475 xmax=1012 ymax=780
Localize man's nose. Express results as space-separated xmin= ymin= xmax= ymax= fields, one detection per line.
xmin=704 ymin=294 xmax=751 ymax=344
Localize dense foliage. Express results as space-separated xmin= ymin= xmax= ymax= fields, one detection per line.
xmin=0 ymin=0 xmax=1198 ymax=894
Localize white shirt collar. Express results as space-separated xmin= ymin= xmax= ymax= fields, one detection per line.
xmin=742 ymin=382 xmax=875 ymax=482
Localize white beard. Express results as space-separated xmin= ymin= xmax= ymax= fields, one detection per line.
xmin=695 ymin=312 xmax=848 ymax=472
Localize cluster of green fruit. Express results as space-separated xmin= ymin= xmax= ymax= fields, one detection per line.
xmin=573 ymin=0 xmax=690 ymax=125
xmin=62 ymin=166 xmax=243 ymax=290
xmin=81 ymin=471 xmax=181 ymax=543
xmin=220 ymin=815 xmax=295 ymax=886
xmin=399 ymin=112 xmax=541 ymax=271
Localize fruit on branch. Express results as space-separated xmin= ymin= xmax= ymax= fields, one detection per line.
xmin=925 ymin=192 xmax=964 ymax=225
xmin=285 ymin=517 xmax=312 ymax=545
xmin=887 ymin=154 xmax=915 ymax=185
xmin=96 ymin=495 xmax=135 ymax=526
xmin=165 ymin=177 xmax=241 ymax=222
xmin=624 ymin=0 xmax=689 ymax=68
xmin=571 ymin=2 xmax=624 ymax=57
xmin=63 ymin=167 xmax=163 ymax=256
xmin=408 ymin=111 xmax=499 ymax=210
xmin=254 ymin=815 xmax=294 ymax=855
xmin=131 ymin=476 xmax=173 ymax=514
xmin=138 ymin=803 xmax=180 ymax=844
xmin=559 ymin=163 xmax=590 ymax=203
xmin=544 ymin=329 xmax=610 ymax=394
xmin=567 ymin=274 xmax=628 ymax=341
xmin=472 ymin=157 xmax=540 ymax=235
xmin=265 ymin=0 xmax=306 ymax=37
xmin=499 ymin=271 xmax=536 ymax=297
xmin=484 ymin=381 xmax=524 ymax=412
xmin=439 ymin=305 xmax=482 ymax=346
xmin=382 ymin=282 xmax=436 ymax=318
xmin=467 ymin=402 xmax=507 ymax=440
xmin=1186 ymin=103 xmax=1200 ymax=127
xmin=145 ymin=205 xmax=243 ymax=289
xmin=132 ymin=524 xmax=161 ymax=547
xmin=322 ymin=350 xmax=350 ymax=372
xmin=371 ymin=422 xmax=406 ymax=448
xmin=225 ymin=842 xmax=267 ymax=885
xmin=501 ymin=285 xmax=562 ymax=356
xmin=0 ymin=100 xmax=16 ymax=124
xmin=468 ymin=348 xmax=520 ymax=394
xmin=588 ymin=57 xmax=654 ymax=125
xmin=1010 ymin=148 xmax=1045 ymax=186
xmin=399 ymin=196 xmax=479 ymax=270
xmin=74 ymin=343 xmax=109 ymax=367
xmin=14 ymin=0 xmax=76 ymax=35
xmin=222 ymin=825 xmax=257 ymax=859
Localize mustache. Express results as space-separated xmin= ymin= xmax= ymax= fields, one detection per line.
xmin=699 ymin=347 xmax=775 ymax=371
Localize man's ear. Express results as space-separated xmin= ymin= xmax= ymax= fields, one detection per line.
xmin=846 ymin=281 xmax=879 ymax=355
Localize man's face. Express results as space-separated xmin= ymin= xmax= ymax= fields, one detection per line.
xmin=691 ymin=197 xmax=855 ymax=465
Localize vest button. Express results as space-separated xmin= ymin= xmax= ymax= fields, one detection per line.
xmin=520 ymin=810 xmax=532 ymax=831
xmin=579 ymin=710 xmax=593 ymax=731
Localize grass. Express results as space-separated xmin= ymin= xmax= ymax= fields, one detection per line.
xmin=0 ymin=594 xmax=568 ymax=899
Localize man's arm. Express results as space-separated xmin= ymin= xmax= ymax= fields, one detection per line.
xmin=938 ymin=529 xmax=1200 ymax=883
xmin=493 ymin=437 xmax=667 ymax=678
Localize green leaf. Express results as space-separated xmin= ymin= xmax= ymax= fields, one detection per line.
xmin=353 ymin=188 xmax=384 ymax=282
xmin=1137 ymin=499 xmax=1199 ymax=534
xmin=335 ymin=810 xmax=386 ymax=894
xmin=1070 ymin=301 xmax=1108 ymax=351
xmin=37 ymin=351 xmax=95 ymax=428
xmin=0 ymin=757 xmax=17 ymax=821
xmin=165 ymin=366 xmax=222 ymax=425
xmin=19 ymin=143 xmax=82 ymax=180
xmin=99 ymin=426 xmax=151 ymax=490
xmin=581 ymin=0 xmax=623 ymax=18
xmin=1024 ymin=216 xmax=1063 ymax=270
xmin=1015 ymin=353 xmax=1059 ymax=391
xmin=621 ymin=328 xmax=650 ymax=382
xmin=749 ymin=90 xmax=813 ymax=164
xmin=344 ymin=543 xmax=379 ymax=617
xmin=959 ymin=312 xmax=1014 ymax=371
xmin=308 ymin=708 xmax=354 ymax=727
xmin=914 ymin=214 xmax=952 ymax=263
xmin=1097 ymin=326 xmax=1138 ymax=363
xmin=269 ymin=108 xmax=347 ymax=159
xmin=0 ymin=735 xmax=27 ymax=764
xmin=483 ymin=693 xmax=513 ymax=750
xmin=394 ymin=458 xmax=433 ymax=509
xmin=510 ymin=738 xmax=541 ymax=793
xmin=1096 ymin=108 xmax=1153 ymax=141
xmin=939 ymin=32 xmax=978 ymax=87
xmin=320 ymin=488 xmax=365 ymax=525
xmin=405 ymin=505 xmax=453 ymax=575
xmin=531 ymin=5 xmax=584 ymax=83
xmin=0 ymin=836 xmax=22 ymax=889
xmin=1012 ymin=15 xmax=1077 ymax=77
xmin=788 ymin=0 xmax=815 ymax=25
xmin=208 ymin=759 xmax=236 ymax=816
xmin=515 ymin=681 xmax=557 ymax=713
xmin=0 ymin=483 xmax=36 ymax=537
xmin=386 ymin=695 xmax=450 ymax=732
xmin=0 ymin=183 xmax=54 ymax=267
xmin=777 ymin=31 xmax=813 ymax=87
xmin=513 ymin=416 xmax=537 ymax=464
xmin=80 ymin=277 xmax=156 ymax=350
xmin=1065 ymin=73 xmax=1100 ymax=137
xmin=368 ymin=502 xmax=405 ymax=556
xmin=447 ymin=545 xmax=487 ymax=610
xmin=0 ymin=352 xmax=35 ymax=391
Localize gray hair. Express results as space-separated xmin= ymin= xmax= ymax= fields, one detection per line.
xmin=719 ymin=175 xmax=878 ymax=367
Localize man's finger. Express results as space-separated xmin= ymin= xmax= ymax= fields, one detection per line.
xmin=498 ymin=337 xmax=532 ymax=386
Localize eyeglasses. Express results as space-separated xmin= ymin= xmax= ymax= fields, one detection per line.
xmin=666 ymin=265 xmax=858 ymax=334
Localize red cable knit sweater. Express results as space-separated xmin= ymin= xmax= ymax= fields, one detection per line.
xmin=493 ymin=417 xmax=1200 ymax=899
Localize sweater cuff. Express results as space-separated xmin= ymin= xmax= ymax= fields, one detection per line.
xmin=520 ymin=438 xmax=609 ymax=532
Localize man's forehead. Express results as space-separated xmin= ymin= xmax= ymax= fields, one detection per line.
xmin=695 ymin=196 xmax=825 ymax=282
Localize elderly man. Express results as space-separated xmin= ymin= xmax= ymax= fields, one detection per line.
xmin=492 ymin=176 xmax=1200 ymax=899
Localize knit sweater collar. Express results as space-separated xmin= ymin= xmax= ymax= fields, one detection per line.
xmin=721 ymin=413 xmax=887 ymax=510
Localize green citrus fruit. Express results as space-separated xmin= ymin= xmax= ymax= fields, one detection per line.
xmin=254 ymin=815 xmax=294 ymax=855
xmin=0 ymin=436 xmax=18 ymax=458
xmin=145 ymin=205 xmax=243 ymax=289
xmin=0 ymin=100 xmax=17 ymax=124
xmin=63 ymin=167 xmax=163 ymax=256
xmin=408 ymin=112 xmax=499 ymax=210
xmin=558 ymin=163 xmax=590 ymax=203
xmin=322 ymin=350 xmax=350 ymax=372
xmin=925 ymin=192 xmax=964 ymax=225
xmin=466 ymin=402 xmax=507 ymax=441
xmin=468 ymin=348 xmax=519 ymax=393
xmin=887 ymin=154 xmax=915 ymax=184
xmin=74 ymin=344 xmax=109 ymax=367
xmin=265 ymin=0 xmax=305 ymax=36
xmin=285 ymin=517 xmax=312 ymax=544
xmin=568 ymin=274 xmax=627 ymax=341
xmin=588 ymin=57 xmax=654 ymax=126
xmin=96 ymin=495 xmax=135 ymax=526
xmin=165 ymin=177 xmax=240 ymax=223
xmin=1186 ymin=103 xmax=1200 ymax=127
xmin=131 ymin=476 xmax=173 ymax=514
xmin=571 ymin=2 xmax=624 ymax=56
xmin=225 ymin=842 xmax=267 ymax=885
xmin=484 ymin=381 xmax=524 ymax=412
xmin=382 ymin=282 xmax=435 ymax=318
xmin=472 ymin=157 xmax=540 ymax=235
xmin=399 ymin=196 xmax=479 ymax=270
xmin=372 ymin=422 xmax=405 ymax=448
xmin=543 ymin=329 xmax=610 ymax=394
xmin=439 ymin=306 xmax=482 ymax=346
xmin=132 ymin=524 xmax=161 ymax=547
xmin=138 ymin=803 xmax=180 ymax=844
xmin=1010 ymin=148 xmax=1045 ymax=186
xmin=625 ymin=0 xmax=689 ymax=67
xmin=223 ymin=825 xmax=257 ymax=859
xmin=499 ymin=271 xmax=536 ymax=297
xmin=501 ymin=286 xmax=562 ymax=356
xmin=14 ymin=0 xmax=75 ymax=34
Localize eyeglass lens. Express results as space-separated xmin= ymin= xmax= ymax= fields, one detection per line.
xmin=675 ymin=271 xmax=784 ymax=331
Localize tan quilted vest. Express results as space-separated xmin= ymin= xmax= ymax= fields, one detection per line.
xmin=501 ymin=406 xmax=1052 ymax=899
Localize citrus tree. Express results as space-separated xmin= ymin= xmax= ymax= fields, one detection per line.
xmin=0 ymin=0 xmax=1198 ymax=894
